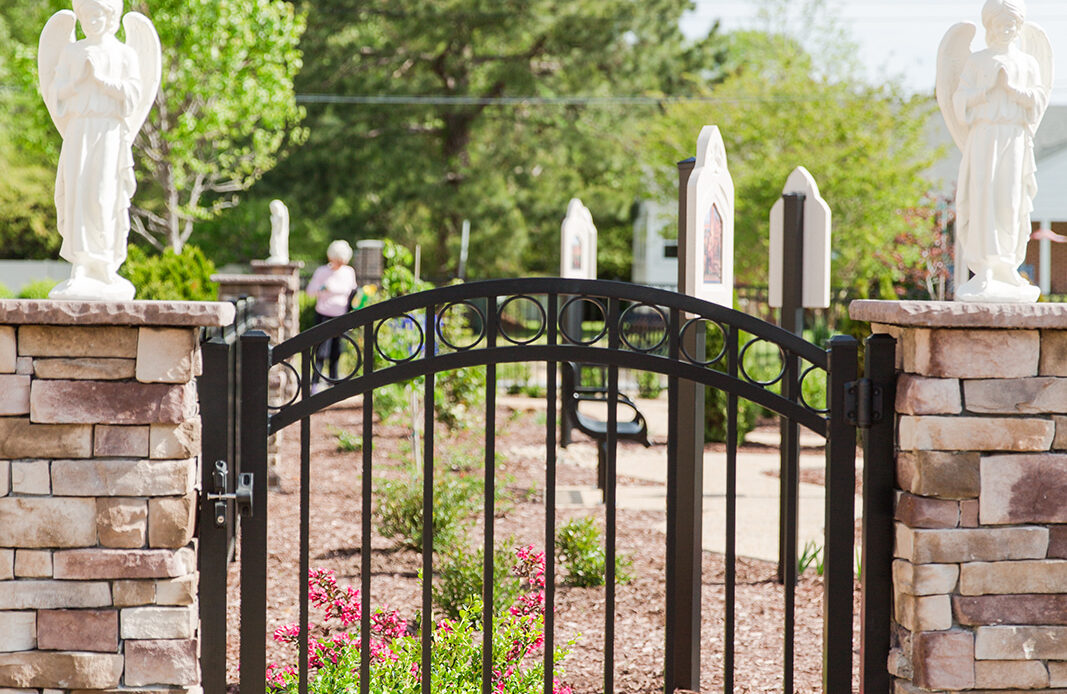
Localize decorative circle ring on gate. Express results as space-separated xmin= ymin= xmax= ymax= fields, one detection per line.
xmin=619 ymin=303 xmax=668 ymax=354
xmin=497 ymin=295 xmax=546 ymax=346
xmin=374 ymin=314 xmax=425 ymax=363
xmin=739 ymin=337 xmax=786 ymax=387
xmin=679 ymin=317 xmax=727 ymax=366
xmin=799 ymin=363 xmax=830 ymax=415
xmin=558 ymin=296 xmax=607 ymax=346
xmin=436 ymin=301 xmax=486 ymax=351
xmin=311 ymin=332 xmax=362 ymax=384
xmin=267 ymin=359 xmax=301 ymax=410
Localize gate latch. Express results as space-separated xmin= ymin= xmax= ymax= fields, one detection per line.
xmin=844 ymin=378 xmax=884 ymax=429
xmin=205 ymin=460 xmax=254 ymax=527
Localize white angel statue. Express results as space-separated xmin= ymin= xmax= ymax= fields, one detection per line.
xmin=936 ymin=0 xmax=1052 ymax=302
xmin=38 ymin=0 xmax=161 ymax=301
xmin=266 ymin=199 xmax=290 ymax=264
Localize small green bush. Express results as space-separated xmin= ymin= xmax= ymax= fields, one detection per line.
xmin=15 ymin=279 xmax=57 ymax=299
xmin=636 ymin=370 xmax=665 ymax=399
xmin=433 ymin=544 xmax=523 ymax=621
xmin=556 ymin=517 xmax=631 ymax=587
xmin=0 ymin=283 xmax=13 ymax=299
xmin=375 ymin=470 xmax=480 ymax=554
xmin=334 ymin=429 xmax=361 ymax=452
xmin=119 ymin=244 xmax=218 ymax=301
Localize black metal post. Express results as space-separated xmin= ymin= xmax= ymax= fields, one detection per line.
xmin=239 ymin=330 xmax=270 ymax=694
xmin=665 ymin=156 xmax=702 ymax=692
xmin=861 ymin=333 xmax=897 ymax=693
xmin=778 ymin=192 xmax=806 ymax=584
xmin=197 ymin=338 xmax=230 ymax=694
xmin=824 ymin=334 xmax=859 ymax=692
xmin=559 ymin=300 xmax=583 ymax=447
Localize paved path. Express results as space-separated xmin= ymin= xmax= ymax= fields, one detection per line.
xmin=500 ymin=394 xmax=860 ymax=563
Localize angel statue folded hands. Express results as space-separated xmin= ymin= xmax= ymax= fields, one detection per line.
xmin=38 ymin=0 xmax=160 ymax=301
xmin=937 ymin=0 xmax=1053 ymax=303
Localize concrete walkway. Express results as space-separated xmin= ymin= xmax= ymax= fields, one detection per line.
xmin=500 ymin=394 xmax=861 ymax=563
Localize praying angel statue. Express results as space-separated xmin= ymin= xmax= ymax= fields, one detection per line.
xmin=937 ymin=0 xmax=1053 ymax=302
xmin=38 ymin=0 xmax=161 ymax=301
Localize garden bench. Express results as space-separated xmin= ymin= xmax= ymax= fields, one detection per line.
xmin=559 ymin=361 xmax=651 ymax=492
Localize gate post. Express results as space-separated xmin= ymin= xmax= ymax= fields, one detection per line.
xmin=850 ymin=300 xmax=1067 ymax=693
xmin=860 ymin=332 xmax=897 ymax=693
xmin=824 ymin=334 xmax=858 ymax=691
xmin=238 ymin=330 xmax=270 ymax=694
xmin=0 ymin=299 xmax=232 ymax=693
xmin=664 ymin=156 xmax=703 ymax=692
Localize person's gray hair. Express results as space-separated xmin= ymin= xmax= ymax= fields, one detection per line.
xmin=326 ymin=240 xmax=353 ymax=264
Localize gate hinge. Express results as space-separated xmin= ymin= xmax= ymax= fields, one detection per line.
xmin=205 ymin=460 xmax=254 ymax=527
xmin=844 ymin=378 xmax=884 ymax=429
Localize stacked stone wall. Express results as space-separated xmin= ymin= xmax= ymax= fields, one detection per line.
xmin=853 ymin=301 xmax=1067 ymax=693
xmin=0 ymin=300 xmax=231 ymax=693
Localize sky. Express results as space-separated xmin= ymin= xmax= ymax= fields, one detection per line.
xmin=680 ymin=0 xmax=1067 ymax=104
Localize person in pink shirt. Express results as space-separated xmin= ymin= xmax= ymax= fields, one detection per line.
xmin=306 ymin=240 xmax=358 ymax=388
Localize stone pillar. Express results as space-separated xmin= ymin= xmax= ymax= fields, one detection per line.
xmin=0 ymin=299 xmax=233 ymax=693
xmin=213 ymin=262 xmax=303 ymax=488
xmin=851 ymin=300 xmax=1067 ymax=693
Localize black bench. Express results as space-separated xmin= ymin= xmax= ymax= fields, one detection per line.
xmin=559 ymin=362 xmax=651 ymax=492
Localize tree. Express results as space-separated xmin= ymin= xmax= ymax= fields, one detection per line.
xmin=237 ymin=0 xmax=725 ymax=280
xmin=0 ymin=0 xmax=307 ymax=253
xmin=643 ymin=29 xmax=941 ymax=297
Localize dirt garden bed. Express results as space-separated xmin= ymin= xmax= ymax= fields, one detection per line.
xmin=224 ymin=396 xmax=860 ymax=693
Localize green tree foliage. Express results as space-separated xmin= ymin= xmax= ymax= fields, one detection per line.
xmin=643 ymin=29 xmax=940 ymax=297
xmin=0 ymin=0 xmax=306 ymax=254
xmin=239 ymin=0 xmax=725 ymax=280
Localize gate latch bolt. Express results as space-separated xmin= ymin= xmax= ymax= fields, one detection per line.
xmin=205 ymin=460 xmax=254 ymax=527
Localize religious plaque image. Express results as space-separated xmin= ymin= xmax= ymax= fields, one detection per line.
xmin=703 ymin=203 xmax=723 ymax=284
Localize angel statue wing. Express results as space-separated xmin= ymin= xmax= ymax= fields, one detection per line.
xmin=37 ymin=10 xmax=77 ymax=139
xmin=122 ymin=12 xmax=161 ymax=137
xmin=936 ymin=22 xmax=976 ymax=152
xmin=1019 ymin=21 xmax=1054 ymax=132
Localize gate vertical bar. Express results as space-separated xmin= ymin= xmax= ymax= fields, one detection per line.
xmin=198 ymin=338 xmax=230 ymax=693
xmin=778 ymin=192 xmax=806 ymax=585
xmin=360 ymin=322 xmax=375 ymax=694
xmin=604 ymin=298 xmax=620 ymax=694
xmin=781 ymin=355 xmax=799 ymax=694
xmin=482 ymin=300 xmax=498 ymax=694
xmin=239 ymin=330 xmax=270 ymax=694
xmin=298 ymin=354 xmax=311 ymax=694
xmin=422 ymin=306 xmax=436 ymax=694
xmin=861 ymin=333 xmax=897 ymax=693
xmin=824 ymin=335 xmax=859 ymax=692
xmin=664 ymin=307 xmax=681 ymax=694
xmin=725 ymin=327 xmax=739 ymax=691
xmin=666 ymin=156 xmax=702 ymax=692
xmin=544 ymin=294 xmax=559 ymax=694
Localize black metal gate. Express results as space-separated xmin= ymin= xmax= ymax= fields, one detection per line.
xmin=198 ymin=278 xmax=896 ymax=693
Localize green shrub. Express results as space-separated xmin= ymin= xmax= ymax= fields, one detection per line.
xmin=635 ymin=370 xmax=665 ymax=399
xmin=0 ymin=283 xmax=13 ymax=299
xmin=15 ymin=279 xmax=57 ymax=299
xmin=555 ymin=517 xmax=631 ymax=587
xmin=433 ymin=544 xmax=523 ymax=621
xmin=704 ymin=324 xmax=762 ymax=445
xmin=375 ymin=470 xmax=480 ymax=554
xmin=333 ymin=429 xmax=362 ymax=452
xmin=119 ymin=244 xmax=218 ymax=301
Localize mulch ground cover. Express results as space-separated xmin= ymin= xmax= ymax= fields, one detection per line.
xmin=225 ymin=396 xmax=859 ymax=692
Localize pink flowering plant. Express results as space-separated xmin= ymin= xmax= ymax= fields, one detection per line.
xmin=267 ymin=547 xmax=574 ymax=693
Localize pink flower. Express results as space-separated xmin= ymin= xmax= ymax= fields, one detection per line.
xmin=272 ymin=623 xmax=301 ymax=643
